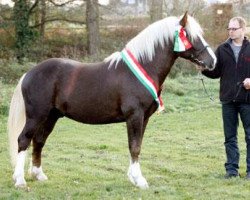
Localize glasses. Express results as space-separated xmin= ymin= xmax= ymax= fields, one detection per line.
xmin=227 ymin=27 xmax=242 ymax=31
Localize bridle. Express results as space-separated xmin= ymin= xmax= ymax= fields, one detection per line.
xmin=190 ymin=45 xmax=210 ymax=66
xmin=184 ymin=35 xmax=216 ymax=102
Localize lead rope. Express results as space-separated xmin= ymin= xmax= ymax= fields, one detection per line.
xmin=197 ymin=71 xmax=215 ymax=102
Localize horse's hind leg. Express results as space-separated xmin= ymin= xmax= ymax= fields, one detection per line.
xmin=29 ymin=111 xmax=59 ymax=181
xmin=126 ymin=114 xmax=149 ymax=189
xmin=13 ymin=119 xmax=40 ymax=187
xmin=13 ymin=110 xmax=59 ymax=187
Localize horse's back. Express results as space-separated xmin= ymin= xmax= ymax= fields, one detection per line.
xmin=21 ymin=58 xmax=125 ymax=124
xmin=23 ymin=58 xmax=108 ymax=90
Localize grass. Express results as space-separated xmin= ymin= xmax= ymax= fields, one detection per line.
xmin=1 ymin=75 xmax=250 ymax=199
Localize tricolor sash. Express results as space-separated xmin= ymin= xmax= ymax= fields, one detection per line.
xmin=121 ymin=48 xmax=164 ymax=113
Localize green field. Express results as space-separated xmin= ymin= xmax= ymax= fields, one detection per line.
xmin=1 ymin=76 xmax=250 ymax=199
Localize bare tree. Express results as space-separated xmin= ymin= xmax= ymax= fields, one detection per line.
xmin=40 ymin=0 xmax=46 ymax=39
xmin=13 ymin=0 xmax=39 ymax=62
xmin=150 ymin=0 xmax=163 ymax=22
xmin=86 ymin=0 xmax=100 ymax=58
xmin=164 ymin=0 xmax=206 ymax=16
xmin=171 ymin=0 xmax=179 ymax=15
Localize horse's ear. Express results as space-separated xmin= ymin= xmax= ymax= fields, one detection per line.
xmin=180 ymin=11 xmax=188 ymax=27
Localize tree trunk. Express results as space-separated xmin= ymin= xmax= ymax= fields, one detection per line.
xmin=172 ymin=0 xmax=179 ymax=16
xmin=13 ymin=0 xmax=33 ymax=63
xmin=40 ymin=0 xmax=46 ymax=39
xmin=150 ymin=0 xmax=163 ymax=22
xmin=86 ymin=0 xmax=100 ymax=59
xmin=142 ymin=0 xmax=148 ymax=14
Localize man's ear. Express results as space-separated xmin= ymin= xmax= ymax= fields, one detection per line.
xmin=180 ymin=11 xmax=188 ymax=27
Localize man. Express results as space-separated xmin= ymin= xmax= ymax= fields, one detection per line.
xmin=202 ymin=16 xmax=250 ymax=179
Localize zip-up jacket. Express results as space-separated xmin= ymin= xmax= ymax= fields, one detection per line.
xmin=202 ymin=37 xmax=250 ymax=103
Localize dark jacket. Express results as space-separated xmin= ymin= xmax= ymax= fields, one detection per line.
xmin=202 ymin=37 xmax=250 ymax=103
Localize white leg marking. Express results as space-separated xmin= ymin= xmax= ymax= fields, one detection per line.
xmin=127 ymin=160 xmax=149 ymax=189
xmin=29 ymin=164 xmax=48 ymax=181
xmin=13 ymin=151 xmax=27 ymax=188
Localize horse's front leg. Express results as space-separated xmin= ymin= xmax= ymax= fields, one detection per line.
xmin=126 ymin=113 xmax=149 ymax=189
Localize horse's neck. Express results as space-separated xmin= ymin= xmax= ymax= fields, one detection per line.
xmin=143 ymin=47 xmax=177 ymax=86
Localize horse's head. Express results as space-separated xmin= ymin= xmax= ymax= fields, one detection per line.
xmin=175 ymin=12 xmax=217 ymax=70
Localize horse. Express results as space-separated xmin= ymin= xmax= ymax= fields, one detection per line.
xmin=8 ymin=12 xmax=216 ymax=189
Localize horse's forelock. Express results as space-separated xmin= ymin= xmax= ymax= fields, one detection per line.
xmin=185 ymin=15 xmax=204 ymax=41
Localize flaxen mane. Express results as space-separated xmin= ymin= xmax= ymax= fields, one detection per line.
xmin=105 ymin=15 xmax=204 ymax=67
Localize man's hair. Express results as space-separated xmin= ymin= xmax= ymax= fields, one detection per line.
xmin=230 ymin=16 xmax=247 ymax=28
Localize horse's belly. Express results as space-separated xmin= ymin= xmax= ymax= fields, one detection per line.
xmin=63 ymin=103 xmax=125 ymax=124
xmin=67 ymin=115 xmax=125 ymax=124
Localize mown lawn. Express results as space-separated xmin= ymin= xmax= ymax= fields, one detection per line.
xmin=1 ymin=76 xmax=250 ymax=199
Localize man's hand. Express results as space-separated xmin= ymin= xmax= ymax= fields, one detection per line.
xmin=243 ymin=78 xmax=250 ymax=90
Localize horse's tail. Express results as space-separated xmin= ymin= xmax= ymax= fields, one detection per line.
xmin=7 ymin=74 xmax=26 ymax=168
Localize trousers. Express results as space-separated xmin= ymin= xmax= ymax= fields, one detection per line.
xmin=222 ymin=102 xmax=250 ymax=174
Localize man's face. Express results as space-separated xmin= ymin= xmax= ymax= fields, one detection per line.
xmin=228 ymin=20 xmax=245 ymax=40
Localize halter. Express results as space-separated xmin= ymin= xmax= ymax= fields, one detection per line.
xmin=190 ymin=45 xmax=209 ymax=66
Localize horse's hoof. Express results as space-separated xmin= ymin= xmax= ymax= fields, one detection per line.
xmin=15 ymin=183 xmax=27 ymax=188
xmin=136 ymin=176 xmax=149 ymax=189
xmin=29 ymin=166 xmax=48 ymax=181
xmin=127 ymin=173 xmax=149 ymax=189
xmin=36 ymin=173 xmax=48 ymax=181
xmin=14 ymin=178 xmax=27 ymax=188
xmin=30 ymin=171 xmax=48 ymax=181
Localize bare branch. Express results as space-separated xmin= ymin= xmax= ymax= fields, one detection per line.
xmin=30 ymin=17 xmax=85 ymax=28
xmin=47 ymin=0 xmax=77 ymax=7
xmin=29 ymin=0 xmax=40 ymax=15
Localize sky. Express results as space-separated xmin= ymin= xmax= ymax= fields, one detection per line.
xmin=0 ymin=0 xmax=110 ymax=6
xmin=99 ymin=0 xmax=109 ymax=5
xmin=207 ymin=0 xmax=227 ymax=3
xmin=0 ymin=0 xmax=229 ymax=7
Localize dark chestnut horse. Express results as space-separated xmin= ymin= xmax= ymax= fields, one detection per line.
xmin=8 ymin=13 xmax=216 ymax=189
